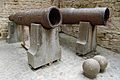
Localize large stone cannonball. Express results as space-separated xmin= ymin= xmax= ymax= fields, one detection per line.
xmin=82 ymin=59 xmax=100 ymax=79
xmin=93 ymin=55 xmax=108 ymax=72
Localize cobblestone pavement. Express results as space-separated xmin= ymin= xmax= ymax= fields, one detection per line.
xmin=0 ymin=40 xmax=120 ymax=80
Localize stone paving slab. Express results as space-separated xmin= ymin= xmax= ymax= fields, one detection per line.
xmin=0 ymin=40 xmax=120 ymax=80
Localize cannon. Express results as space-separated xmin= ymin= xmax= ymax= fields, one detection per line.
xmin=60 ymin=7 xmax=109 ymax=55
xmin=9 ymin=6 xmax=62 ymax=29
xmin=7 ymin=6 xmax=62 ymax=69
xmin=61 ymin=8 xmax=109 ymax=25
xmin=61 ymin=7 xmax=109 ymax=25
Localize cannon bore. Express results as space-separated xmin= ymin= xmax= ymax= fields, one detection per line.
xmin=60 ymin=7 xmax=109 ymax=25
xmin=9 ymin=6 xmax=62 ymax=29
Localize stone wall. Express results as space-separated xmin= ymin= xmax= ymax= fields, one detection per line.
xmin=0 ymin=0 xmax=51 ymax=39
xmin=59 ymin=0 xmax=120 ymax=53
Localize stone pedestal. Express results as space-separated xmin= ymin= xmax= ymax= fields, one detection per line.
xmin=6 ymin=21 xmax=22 ymax=43
xmin=76 ymin=22 xmax=97 ymax=55
xmin=27 ymin=23 xmax=61 ymax=69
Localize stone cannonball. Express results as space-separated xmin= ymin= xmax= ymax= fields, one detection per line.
xmin=82 ymin=59 xmax=100 ymax=79
xmin=93 ymin=55 xmax=108 ymax=72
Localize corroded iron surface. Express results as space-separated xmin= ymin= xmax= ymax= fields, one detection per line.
xmin=9 ymin=6 xmax=62 ymax=29
xmin=60 ymin=7 xmax=109 ymax=25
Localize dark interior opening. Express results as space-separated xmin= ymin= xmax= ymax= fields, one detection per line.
xmin=49 ymin=8 xmax=61 ymax=25
xmin=104 ymin=8 xmax=109 ymax=22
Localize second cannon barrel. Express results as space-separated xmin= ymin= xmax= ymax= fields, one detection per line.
xmin=60 ymin=7 xmax=109 ymax=25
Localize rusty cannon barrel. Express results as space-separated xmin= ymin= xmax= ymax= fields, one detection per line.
xmin=9 ymin=6 xmax=62 ymax=29
xmin=60 ymin=7 xmax=109 ymax=26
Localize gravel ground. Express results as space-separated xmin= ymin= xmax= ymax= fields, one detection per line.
xmin=0 ymin=40 xmax=120 ymax=80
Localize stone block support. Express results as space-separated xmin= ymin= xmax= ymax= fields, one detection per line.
xmin=76 ymin=22 xmax=97 ymax=55
xmin=6 ymin=21 xmax=22 ymax=43
xmin=27 ymin=23 xmax=61 ymax=69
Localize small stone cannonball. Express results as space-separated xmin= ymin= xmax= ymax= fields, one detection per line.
xmin=82 ymin=59 xmax=100 ymax=79
xmin=93 ymin=55 xmax=108 ymax=72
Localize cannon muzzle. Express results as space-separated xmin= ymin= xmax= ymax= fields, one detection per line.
xmin=60 ymin=7 xmax=109 ymax=25
xmin=9 ymin=6 xmax=62 ymax=29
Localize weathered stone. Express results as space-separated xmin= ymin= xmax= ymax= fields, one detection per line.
xmin=106 ymin=33 xmax=113 ymax=39
xmin=61 ymin=24 xmax=79 ymax=38
xmin=103 ymin=0 xmax=117 ymax=3
xmin=83 ymin=58 xmax=100 ymax=79
xmin=6 ymin=21 xmax=22 ymax=43
xmin=117 ymin=0 xmax=120 ymax=1
xmin=27 ymin=23 xmax=61 ymax=69
xmin=2 ymin=32 xmax=8 ymax=38
xmin=93 ymin=55 xmax=108 ymax=72
xmin=76 ymin=22 xmax=96 ymax=55
xmin=51 ymin=0 xmax=60 ymax=7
